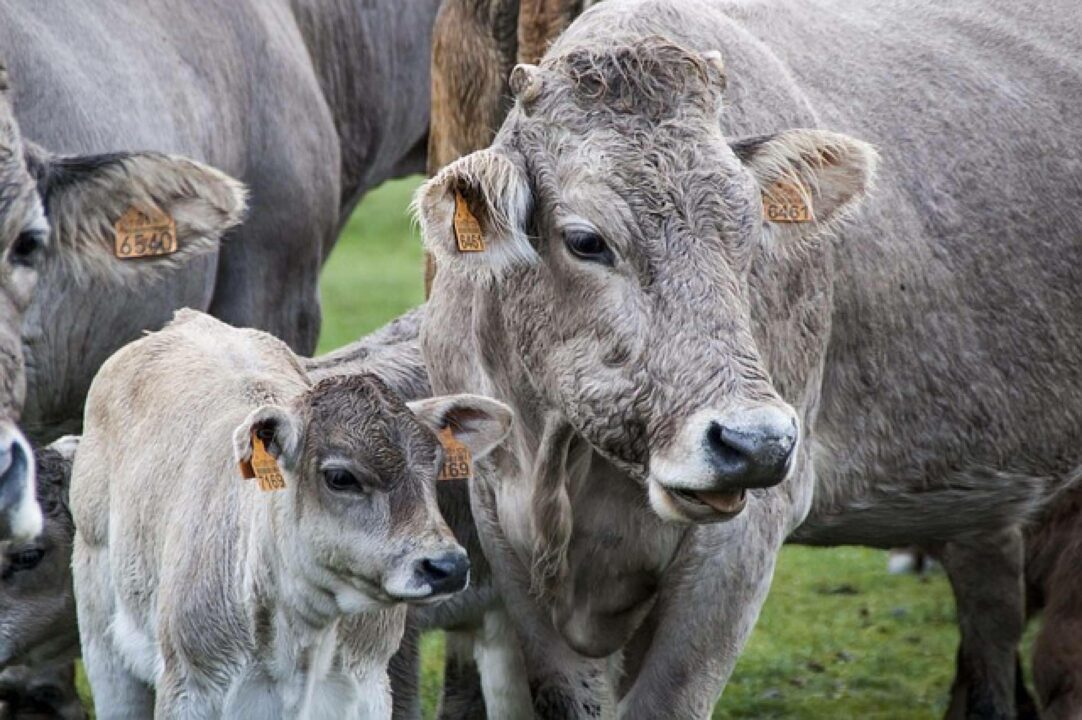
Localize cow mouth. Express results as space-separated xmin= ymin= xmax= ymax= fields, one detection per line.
xmin=654 ymin=484 xmax=748 ymax=523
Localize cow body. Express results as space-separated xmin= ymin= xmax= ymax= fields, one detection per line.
xmin=416 ymin=0 xmax=1082 ymax=717
xmin=70 ymin=311 xmax=511 ymax=719
xmin=0 ymin=0 xmax=441 ymax=442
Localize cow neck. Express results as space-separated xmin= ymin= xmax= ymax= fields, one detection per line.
xmin=289 ymin=0 xmax=442 ymax=209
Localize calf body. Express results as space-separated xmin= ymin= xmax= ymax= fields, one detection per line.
xmin=71 ymin=311 xmax=511 ymax=719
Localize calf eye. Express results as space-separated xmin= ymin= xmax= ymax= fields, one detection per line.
xmin=564 ymin=229 xmax=614 ymax=267
xmin=323 ymin=468 xmax=366 ymax=494
xmin=9 ymin=230 xmax=45 ymax=267
xmin=8 ymin=547 xmax=45 ymax=572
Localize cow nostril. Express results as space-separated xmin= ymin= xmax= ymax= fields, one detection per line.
xmin=418 ymin=552 xmax=470 ymax=595
xmin=706 ymin=422 xmax=751 ymax=470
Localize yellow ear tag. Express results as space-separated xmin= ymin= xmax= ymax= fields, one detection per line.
xmin=114 ymin=205 xmax=178 ymax=258
xmin=437 ymin=427 xmax=473 ymax=481
xmin=452 ymin=191 xmax=486 ymax=253
xmin=240 ymin=432 xmax=287 ymax=492
xmin=763 ymin=180 xmax=814 ymax=223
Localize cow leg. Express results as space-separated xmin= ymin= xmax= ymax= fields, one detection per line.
xmin=1032 ymin=551 xmax=1082 ymax=719
xmin=437 ymin=630 xmax=486 ymax=720
xmin=616 ymin=504 xmax=786 ymax=720
xmin=72 ymin=543 xmax=153 ymax=719
xmin=389 ymin=619 xmax=422 ymax=720
xmin=938 ymin=529 xmax=1026 ymax=720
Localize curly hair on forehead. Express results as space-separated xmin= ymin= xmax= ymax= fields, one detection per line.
xmin=542 ymin=36 xmax=725 ymax=121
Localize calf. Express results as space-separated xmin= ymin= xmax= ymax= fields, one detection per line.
xmin=71 ymin=310 xmax=512 ymax=719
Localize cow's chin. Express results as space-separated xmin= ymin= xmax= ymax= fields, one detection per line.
xmin=647 ymin=478 xmax=748 ymax=524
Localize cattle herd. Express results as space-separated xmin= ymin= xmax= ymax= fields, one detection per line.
xmin=0 ymin=0 xmax=1080 ymax=718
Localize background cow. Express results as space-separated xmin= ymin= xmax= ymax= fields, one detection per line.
xmin=0 ymin=0 xmax=444 ymax=444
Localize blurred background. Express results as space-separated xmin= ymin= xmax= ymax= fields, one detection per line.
xmin=311 ymin=177 xmax=983 ymax=720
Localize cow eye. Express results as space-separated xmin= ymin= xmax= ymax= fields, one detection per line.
xmin=564 ymin=229 xmax=614 ymax=267
xmin=323 ymin=468 xmax=366 ymax=494
xmin=8 ymin=547 xmax=45 ymax=572
xmin=9 ymin=230 xmax=45 ymax=268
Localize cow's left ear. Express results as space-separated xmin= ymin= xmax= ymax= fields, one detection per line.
xmin=732 ymin=129 xmax=878 ymax=231
xmin=408 ymin=394 xmax=514 ymax=461
xmin=25 ymin=146 xmax=247 ymax=279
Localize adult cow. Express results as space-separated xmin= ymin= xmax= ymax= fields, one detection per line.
xmin=0 ymin=66 xmax=246 ymax=542
xmin=416 ymin=0 xmax=1082 ymax=717
xmin=0 ymin=0 xmax=442 ymax=442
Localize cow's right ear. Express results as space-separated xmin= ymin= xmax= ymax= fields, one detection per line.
xmin=25 ymin=145 xmax=247 ymax=280
xmin=414 ymin=147 xmax=535 ymax=279
xmin=233 ymin=405 xmax=303 ymax=474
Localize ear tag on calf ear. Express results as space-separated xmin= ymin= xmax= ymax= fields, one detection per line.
xmin=114 ymin=205 xmax=178 ymax=259
xmin=763 ymin=180 xmax=814 ymax=223
xmin=242 ymin=432 xmax=287 ymax=491
xmin=452 ymin=191 xmax=486 ymax=253
xmin=437 ymin=427 xmax=473 ymax=481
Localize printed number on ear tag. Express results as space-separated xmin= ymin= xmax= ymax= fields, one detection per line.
xmin=238 ymin=432 xmax=287 ymax=491
xmin=452 ymin=191 xmax=486 ymax=253
xmin=114 ymin=206 xmax=178 ymax=259
xmin=437 ymin=427 xmax=473 ymax=481
xmin=763 ymin=180 xmax=814 ymax=223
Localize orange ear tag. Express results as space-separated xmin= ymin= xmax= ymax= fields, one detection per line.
xmin=452 ymin=191 xmax=486 ymax=253
xmin=239 ymin=432 xmax=287 ymax=491
xmin=437 ymin=427 xmax=473 ymax=481
xmin=114 ymin=205 xmax=178 ymax=258
xmin=763 ymin=179 xmax=814 ymax=223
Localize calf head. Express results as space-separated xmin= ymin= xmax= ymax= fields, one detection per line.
xmin=0 ymin=437 xmax=78 ymax=669
xmin=418 ymin=39 xmax=876 ymax=589
xmin=233 ymin=375 xmax=512 ymax=612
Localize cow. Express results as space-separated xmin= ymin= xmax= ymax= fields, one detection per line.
xmin=1 ymin=64 xmax=248 ymax=542
xmin=70 ymin=310 xmax=512 ymax=718
xmin=0 ymin=0 xmax=443 ymax=444
xmin=0 ymin=661 xmax=85 ymax=720
xmin=414 ymin=0 xmax=1082 ymax=717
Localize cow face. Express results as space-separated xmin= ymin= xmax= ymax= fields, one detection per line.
xmin=0 ymin=438 xmax=79 ymax=670
xmin=418 ymin=39 xmax=876 ymax=525
xmin=232 ymin=375 xmax=512 ymax=610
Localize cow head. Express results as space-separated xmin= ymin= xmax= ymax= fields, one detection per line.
xmin=232 ymin=375 xmax=512 ymax=611
xmin=0 ymin=437 xmax=79 ymax=670
xmin=417 ymin=39 xmax=876 ymax=577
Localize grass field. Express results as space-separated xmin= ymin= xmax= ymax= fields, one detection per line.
xmin=77 ymin=178 xmax=975 ymax=718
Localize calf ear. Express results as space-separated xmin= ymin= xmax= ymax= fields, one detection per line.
xmin=26 ymin=146 xmax=247 ymax=280
xmin=731 ymin=129 xmax=878 ymax=232
xmin=414 ymin=148 xmax=535 ymax=279
xmin=233 ymin=405 xmax=303 ymax=473
xmin=407 ymin=394 xmax=514 ymax=461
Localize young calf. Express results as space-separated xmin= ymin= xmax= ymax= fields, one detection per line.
xmin=71 ymin=310 xmax=512 ymax=719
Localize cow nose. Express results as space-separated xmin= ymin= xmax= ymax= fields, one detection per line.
xmin=416 ymin=550 xmax=470 ymax=596
xmin=705 ymin=406 xmax=797 ymax=488
xmin=0 ymin=423 xmax=40 ymax=541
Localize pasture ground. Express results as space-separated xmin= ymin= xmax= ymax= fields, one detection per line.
xmin=75 ymin=177 xmax=1032 ymax=718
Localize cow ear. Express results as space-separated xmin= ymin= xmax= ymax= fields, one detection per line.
xmin=732 ymin=129 xmax=878 ymax=232
xmin=233 ymin=405 xmax=303 ymax=473
xmin=414 ymin=148 xmax=535 ymax=279
xmin=408 ymin=394 xmax=514 ymax=461
xmin=26 ymin=146 xmax=247 ymax=280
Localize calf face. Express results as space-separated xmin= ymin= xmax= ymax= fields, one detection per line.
xmin=233 ymin=375 xmax=511 ymax=609
xmin=0 ymin=437 xmax=78 ymax=670
xmin=418 ymin=39 xmax=876 ymax=525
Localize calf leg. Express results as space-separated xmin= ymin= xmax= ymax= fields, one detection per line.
xmin=1031 ymin=558 xmax=1082 ymax=719
xmin=389 ymin=620 xmax=422 ymax=720
xmin=72 ymin=541 xmax=153 ymax=720
xmin=937 ymin=530 xmax=1026 ymax=720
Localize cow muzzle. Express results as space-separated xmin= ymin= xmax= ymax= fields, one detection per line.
xmin=647 ymin=404 xmax=798 ymax=523
xmin=0 ymin=423 xmax=41 ymax=542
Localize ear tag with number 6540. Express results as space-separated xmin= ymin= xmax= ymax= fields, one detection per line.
xmin=114 ymin=205 xmax=178 ymax=259
xmin=437 ymin=427 xmax=473 ymax=481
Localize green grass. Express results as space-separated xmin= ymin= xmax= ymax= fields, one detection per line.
xmin=76 ymin=177 xmax=996 ymax=718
